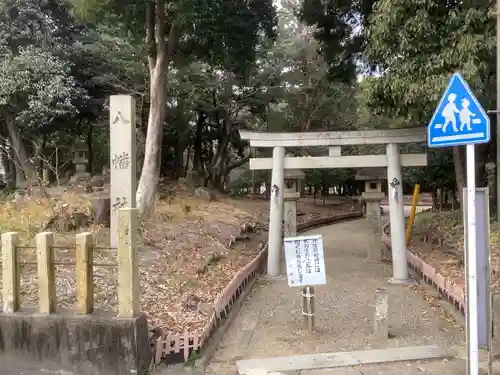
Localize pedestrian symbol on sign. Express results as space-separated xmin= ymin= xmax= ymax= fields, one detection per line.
xmin=438 ymin=93 xmax=459 ymax=132
xmin=459 ymin=98 xmax=476 ymax=132
xmin=427 ymin=72 xmax=490 ymax=148
xmin=426 ymin=72 xmax=491 ymax=375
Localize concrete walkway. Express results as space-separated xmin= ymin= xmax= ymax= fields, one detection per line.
xmin=206 ymin=219 xmax=470 ymax=375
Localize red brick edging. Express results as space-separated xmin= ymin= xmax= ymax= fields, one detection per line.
xmin=153 ymin=210 xmax=365 ymax=365
xmin=297 ymin=211 xmax=364 ymax=232
xmin=381 ymin=222 xmax=465 ymax=314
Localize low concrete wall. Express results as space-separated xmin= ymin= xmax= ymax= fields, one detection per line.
xmin=0 ymin=311 xmax=150 ymax=375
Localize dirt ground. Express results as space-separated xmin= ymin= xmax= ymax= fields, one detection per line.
xmin=409 ymin=209 xmax=500 ymax=296
xmin=206 ymin=219 xmax=468 ymax=375
xmin=0 ymin=184 xmax=355 ymax=333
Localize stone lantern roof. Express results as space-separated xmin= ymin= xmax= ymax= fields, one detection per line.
xmin=355 ymin=167 xmax=387 ymax=181
xmin=284 ymin=153 xmax=305 ymax=180
xmin=284 ymin=168 xmax=305 ymax=180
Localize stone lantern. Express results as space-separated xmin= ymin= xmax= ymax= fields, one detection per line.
xmin=69 ymin=142 xmax=91 ymax=184
xmin=283 ymin=158 xmax=305 ymax=237
xmin=355 ymin=167 xmax=386 ymax=261
xmin=355 ymin=167 xmax=386 ymax=219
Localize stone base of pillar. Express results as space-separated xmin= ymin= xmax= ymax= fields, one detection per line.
xmin=261 ymin=274 xmax=287 ymax=281
xmin=366 ymin=232 xmax=384 ymax=263
xmin=363 ymin=193 xmax=385 ymax=262
xmin=388 ymin=276 xmax=418 ymax=285
xmin=69 ymin=172 xmax=91 ymax=184
xmin=362 ymin=192 xmax=385 ymax=218
xmin=284 ymin=197 xmax=298 ymax=238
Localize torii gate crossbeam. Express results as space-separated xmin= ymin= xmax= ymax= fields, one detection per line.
xmin=240 ymin=127 xmax=428 ymax=285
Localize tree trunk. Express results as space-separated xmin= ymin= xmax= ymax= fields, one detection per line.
xmin=184 ymin=146 xmax=191 ymax=177
xmin=208 ymin=143 xmax=229 ymax=191
xmin=475 ymin=143 xmax=488 ymax=188
xmin=192 ymin=112 xmax=206 ymax=183
xmin=173 ymin=143 xmax=185 ymax=179
xmin=0 ymin=136 xmax=9 ymax=183
xmin=453 ymin=144 xmax=488 ymax=205
xmin=87 ymin=122 xmax=93 ymax=174
xmin=452 ymin=146 xmax=465 ymax=201
xmin=432 ymin=188 xmax=438 ymax=209
xmin=5 ymin=116 xmax=35 ymax=181
xmin=136 ymin=66 xmax=167 ymax=215
xmin=135 ymin=1 xmax=178 ymax=216
xmin=211 ymin=169 xmax=226 ymax=191
xmin=6 ymin=143 xmax=15 ymax=186
xmin=15 ymin=161 xmax=24 ymax=186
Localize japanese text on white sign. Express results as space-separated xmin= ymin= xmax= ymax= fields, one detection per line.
xmin=284 ymin=234 xmax=326 ymax=287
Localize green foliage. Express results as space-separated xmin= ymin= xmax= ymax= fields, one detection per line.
xmin=299 ymin=0 xmax=378 ymax=83
xmin=72 ymin=0 xmax=277 ymax=78
xmin=262 ymin=7 xmax=358 ymax=134
xmin=404 ymin=148 xmax=455 ymax=191
xmin=0 ymin=0 xmax=82 ymax=51
xmin=0 ymin=0 xmax=89 ymax=130
xmin=356 ymin=77 xmax=408 ymax=129
xmin=0 ymin=46 xmax=87 ymax=127
xmin=183 ymin=0 xmax=277 ymax=77
xmin=365 ymin=0 xmax=495 ymax=123
xmin=305 ymin=168 xmax=356 ymax=190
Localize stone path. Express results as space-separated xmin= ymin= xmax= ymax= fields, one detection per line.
xmin=206 ymin=219 xmax=472 ymax=375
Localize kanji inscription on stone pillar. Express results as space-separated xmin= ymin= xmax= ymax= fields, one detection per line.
xmin=110 ymin=95 xmax=137 ymax=248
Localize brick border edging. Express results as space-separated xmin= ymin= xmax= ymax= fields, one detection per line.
xmin=381 ymin=222 xmax=465 ymax=314
xmin=189 ymin=209 xmax=364 ymax=369
xmin=153 ymin=210 xmax=364 ymax=367
xmin=296 ymin=211 xmax=364 ymax=232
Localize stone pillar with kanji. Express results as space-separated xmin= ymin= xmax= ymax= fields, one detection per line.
xmin=110 ymin=95 xmax=137 ymax=248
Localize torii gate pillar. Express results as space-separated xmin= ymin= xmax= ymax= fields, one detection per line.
xmin=240 ymin=128 xmax=427 ymax=284
xmin=387 ymin=143 xmax=414 ymax=284
xmin=268 ymin=146 xmax=285 ymax=277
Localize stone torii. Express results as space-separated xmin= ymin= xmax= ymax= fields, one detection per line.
xmin=239 ymin=127 xmax=428 ymax=285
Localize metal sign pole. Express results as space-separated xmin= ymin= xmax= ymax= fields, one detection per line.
xmin=466 ymin=143 xmax=479 ymax=375
xmin=428 ymin=72 xmax=490 ymax=375
xmin=463 ymin=186 xmax=493 ymax=375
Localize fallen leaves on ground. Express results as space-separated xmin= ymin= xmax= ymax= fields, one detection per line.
xmin=407 ymin=284 xmax=463 ymax=331
xmin=0 ymin=185 xmax=354 ymax=334
xmin=410 ymin=209 xmax=500 ymax=294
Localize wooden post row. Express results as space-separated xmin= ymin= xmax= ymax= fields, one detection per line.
xmin=2 ymin=232 xmax=20 ymax=313
xmin=76 ymin=232 xmax=94 ymax=314
xmin=118 ymin=207 xmax=140 ymax=318
xmin=1 ymin=210 xmax=140 ymax=317
xmin=37 ymin=232 xmax=56 ymax=313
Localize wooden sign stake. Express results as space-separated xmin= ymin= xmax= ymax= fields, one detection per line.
xmin=302 ymin=285 xmax=315 ymax=332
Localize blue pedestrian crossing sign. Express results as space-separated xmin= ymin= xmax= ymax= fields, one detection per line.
xmin=427 ymin=72 xmax=490 ymax=148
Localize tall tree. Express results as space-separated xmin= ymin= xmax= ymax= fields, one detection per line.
xmin=0 ymin=0 xmax=88 ymax=182
xmin=364 ymin=0 xmax=495 ymax=192
xmin=73 ymin=0 xmax=277 ymax=215
xmin=299 ymin=0 xmax=378 ymax=83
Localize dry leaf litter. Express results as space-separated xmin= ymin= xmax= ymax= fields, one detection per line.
xmin=0 ymin=184 xmax=353 ymax=333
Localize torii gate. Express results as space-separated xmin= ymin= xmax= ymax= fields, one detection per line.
xmin=239 ymin=127 xmax=428 ymax=285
